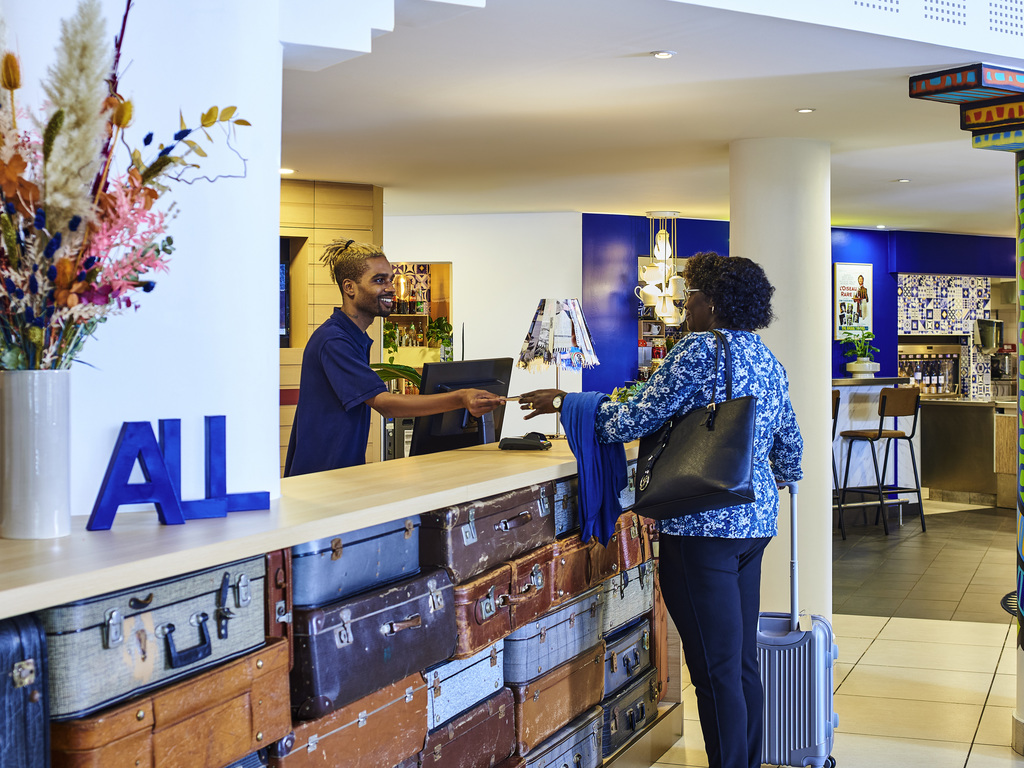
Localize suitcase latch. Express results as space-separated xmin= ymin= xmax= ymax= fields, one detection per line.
xmin=619 ymin=569 xmax=630 ymax=599
xmin=432 ymin=671 xmax=442 ymax=698
xmin=404 ymin=519 xmax=415 ymax=539
xmin=428 ymin=579 xmax=445 ymax=611
xmin=306 ymin=734 xmax=319 ymax=753
xmin=217 ymin=573 xmax=236 ymax=640
xmin=569 ymin=613 xmax=576 ymax=629
xmin=478 ymin=586 xmax=497 ymax=622
xmin=610 ymin=652 xmax=618 ymax=673
xmin=528 ymin=563 xmax=544 ymax=591
xmin=490 ymin=646 xmax=498 ymax=666
xmin=357 ymin=710 xmax=368 ymax=727
xmin=236 ymin=573 xmax=252 ymax=607
xmin=104 ymin=608 xmax=124 ymax=648
xmin=642 ymin=629 xmax=650 ymax=651
xmin=330 ymin=538 xmax=343 ymax=560
xmin=275 ymin=600 xmax=292 ymax=625
xmin=11 ymin=658 xmax=35 ymax=687
xmin=335 ymin=610 xmax=353 ymax=648
xmin=539 ymin=492 xmax=551 ymax=517
xmin=462 ymin=510 xmax=478 ymax=546
xmin=539 ymin=626 xmax=547 ymax=643
xmin=405 ymin=685 xmax=415 ymax=703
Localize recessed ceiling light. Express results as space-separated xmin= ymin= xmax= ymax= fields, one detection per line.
xmin=895 ymin=178 xmax=911 ymax=183
xmin=876 ymin=224 xmax=887 ymax=229
xmin=795 ymin=108 xmax=815 ymax=114
xmin=280 ymin=168 xmax=295 ymax=175
xmin=650 ymin=50 xmax=676 ymax=59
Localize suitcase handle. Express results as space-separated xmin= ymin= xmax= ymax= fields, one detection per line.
xmin=494 ymin=510 xmax=532 ymax=532
xmin=163 ymin=613 xmax=212 ymax=668
xmin=381 ymin=614 xmax=422 ymax=635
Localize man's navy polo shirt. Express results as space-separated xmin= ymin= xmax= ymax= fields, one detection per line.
xmin=284 ymin=308 xmax=387 ymax=476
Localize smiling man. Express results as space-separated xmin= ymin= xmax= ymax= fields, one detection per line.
xmin=284 ymin=239 xmax=503 ymax=476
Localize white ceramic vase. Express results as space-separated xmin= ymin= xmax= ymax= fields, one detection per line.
xmin=0 ymin=370 xmax=71 ymax=539
xmin=846 ymin=357 xmax=880 ymax=379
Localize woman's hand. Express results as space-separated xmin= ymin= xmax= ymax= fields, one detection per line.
xmin=518 ymin=389 xmax=566 ymax=420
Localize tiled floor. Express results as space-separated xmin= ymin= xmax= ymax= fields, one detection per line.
xmin=648 ymin=501 xmax=1023 ymax=767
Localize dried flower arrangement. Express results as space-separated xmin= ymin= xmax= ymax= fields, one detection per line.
xmin=0 ymin=0 xmax=248 ymax=369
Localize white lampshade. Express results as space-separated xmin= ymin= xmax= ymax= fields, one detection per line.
xmin=653 ymin=228 xmax=673 ymax=260
xmin=654 ymin=295 xmax=675 ymax=318
xmin=640 ymin=264 xmax=664 ymax=285
xmin=667 ymin=275 xmax=687 ymax=299
xmin=638 ymin=284 xmax=660 ymax=306
xmin=662 ymin=305 xmax=683 ymax=326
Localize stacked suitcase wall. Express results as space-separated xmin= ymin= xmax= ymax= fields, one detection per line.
xmin=0 ymin=470 xmax=666 ymax=768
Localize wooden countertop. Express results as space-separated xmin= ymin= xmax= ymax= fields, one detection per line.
xmin=0 ymin=441 xmax=637 ymax=620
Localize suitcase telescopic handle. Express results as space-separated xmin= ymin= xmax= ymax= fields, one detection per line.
xmin=780 ymin=482 xmax=799 ymax=632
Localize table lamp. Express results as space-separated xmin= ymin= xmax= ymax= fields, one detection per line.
xmin=517 ymin=298 xmax=600 ymax=437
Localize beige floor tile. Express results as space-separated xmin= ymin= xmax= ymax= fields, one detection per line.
xmin=966 ymin=744 xmax=1024 ymax=767
xmin=838 ymin=663 xmax=995 ymax=705
xmin=989 ymin=674 xmax=1016 ymax=708
xmin=860 ymin=638 xmax=1002 ymax=673
xmin=879 ymin=617 xmax=1009 ymax=646
xmin=834 ymin=635 xmax=873 ymax=664
xmin=977 ymin=705 xmax=1014 ymax=746
xmin=833 ymin=662 xmax=855 ymax=690
xmin=907 ymin=583 xmax=969 ymax=600
xmin=954 ymin=609 xmax=1017 ymax=625
xmin=657 ymin=727 xmax=708 ymax=767
xmin=997 ymin=646 xmax=1016 ymax=676
xmin=832 ymin=613 xmax=889 ymax=639
xmin=894 ymin=598 xmax=958 ymax=620
xmin=834 ymin=693 xmax=982 ymax=741
xmin=680 ymin=684 xmax=698 ymax=721
xmin=975 ymin=563 xmax=1015 ymax=580
xmin=831 ymin=732 xmax=970 ymax=768
xmin=1005 ymin=631 xmax=1018 ymax=648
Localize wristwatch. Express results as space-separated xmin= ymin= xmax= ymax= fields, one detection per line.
xmin=551 ymin=394 xmax=563 ymax=412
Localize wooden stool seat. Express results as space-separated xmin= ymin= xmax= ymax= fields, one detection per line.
xmin=840 ymin=429 xmax=907 ymax=440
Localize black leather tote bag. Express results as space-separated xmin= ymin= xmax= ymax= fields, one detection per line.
xmin=633 ymin=330 xmax=757 ymax=520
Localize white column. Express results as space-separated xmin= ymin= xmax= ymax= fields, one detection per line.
xmin=729 ymin=138 xmax=833 ymax=618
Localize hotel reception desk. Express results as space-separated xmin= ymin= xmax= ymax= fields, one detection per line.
xmin=0 ymin=440 xmax=682 ymax=767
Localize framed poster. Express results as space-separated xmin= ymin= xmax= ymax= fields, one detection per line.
xmin=834 ymin=263 xmax=872 ymax=340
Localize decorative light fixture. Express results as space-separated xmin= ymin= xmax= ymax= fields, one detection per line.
xmin=650 ymin=50 xmax=676 ymax=59
xmin=876 ymin=224 xmax=887 ymax=229
xmin=795 ymin=108 xmax=815 ymax=113
xmin=637 ymin=211 xmax=685 ymax=327
xmin=280 ymin=168 xmax=295 ymax=175
xmin=895 ymin=178 xmax=911 ymax=183
xmin=518 ymin=298 xmax=600 ymax=437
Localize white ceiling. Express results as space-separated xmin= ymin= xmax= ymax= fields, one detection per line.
xmin=281 ymin=0 xmax=1024 ymax=238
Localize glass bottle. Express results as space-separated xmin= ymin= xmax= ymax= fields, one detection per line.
xmin=936 ymin=354 xmax=946 ymax=394
xmin=913 ymin=356 xmax=923 ymax=390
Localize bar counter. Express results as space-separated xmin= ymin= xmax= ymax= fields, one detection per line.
xmin=0 ymin=441 xmax=636 ymax=621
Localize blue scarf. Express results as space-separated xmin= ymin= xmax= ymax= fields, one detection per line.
xmin=561 ymin=392 xmax=627 ymax=545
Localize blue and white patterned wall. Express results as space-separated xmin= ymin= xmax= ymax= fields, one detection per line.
xmin=896 ymin=274 xmax=991 ymax=335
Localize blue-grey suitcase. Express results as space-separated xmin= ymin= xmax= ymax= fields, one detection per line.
xmin=522 ymin=707 xmax=602 ymax=768
xmin=602 ymin=617 xmax=651 ymax=698
xmin=425 ymin=640 xmax=504 ymax=729
xmin=552 ymin=477 xmax=579 ymax=537
xmin=0 ymin=614 xmax=49 ymax=768
xmin=290 ymin=517 xmax=420 ymax=607
xmin=618 ymin=459 xmax=637 ymax=511
xmin=758 ymin=483 xmax=839 ymax=768
xmin=503 ymin=587 xmax=603 ymax=685
xmin=600 ymin=667 xmax=658 ymax=757
xmin=600 ymin=559 xmax=654 ymax=635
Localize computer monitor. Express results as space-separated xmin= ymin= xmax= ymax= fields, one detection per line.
xmin=408 ymin=358 xmax=514 ymax=457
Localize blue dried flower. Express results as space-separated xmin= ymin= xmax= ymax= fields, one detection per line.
xmin=142 ymin=281 xmax=156 ymax=293
xmin=28 ymin=275 xmax=37 ymax=294
xmin=4 ymin=278 xmax=15 ymax=293
xmin=46 ymin=265 xmax=56 ymax=280
xmin=24 ymin=306 xmax=34 ymax=322
xmin=45 ymin=306 xmax=54 ymax=321
xmin=144 ymin=132 xmax=153 ymax=146
xmin=31 ymin=317 xmax=44 ymax=328
xmin=14 ymin=288 xmax=23 ymax=300
xmin=158 ymin=146 xmax=173 ymax=157
xmin=33 ymin=208 xmax=45 ymax=229
xmin=174 ymin=128 xmax=191 ymax=141
xmin=43 ymin=232 xmax=62 ymax=259
xmin=82 ymin=256 xmax=97 ymax=270
xmin=4 ymin=203 xmax=14 ymax=215
xmin=76 ymin=271 xmax=86 ymax=282
xmin=68 ymin=215 xmax=82 ymax=232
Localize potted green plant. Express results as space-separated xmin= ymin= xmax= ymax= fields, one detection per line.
xmin=371 ymin=320 xmax=421 ymax=388
xmin=426 ymin=316 xmax=454 ymax=362
xmin=840 ymin=328 xmax=880 ymax=378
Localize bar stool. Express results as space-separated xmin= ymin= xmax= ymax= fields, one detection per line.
xmin=839 ymin=386 xmax=925 ymax=535
xmin=832 ymin=389 xmax=847 ymax=539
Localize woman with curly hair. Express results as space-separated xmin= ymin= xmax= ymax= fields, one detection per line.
xmin=519 ymin=251 xmax=803 ymax=768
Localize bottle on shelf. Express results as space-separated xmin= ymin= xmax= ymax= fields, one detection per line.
xmin=912 ymin=355 xmax=923 ymax=390
xmin=416 ymin=323 xmax=424 ymax=346
xmin=936 ymin=355 xmax=946 ymax=394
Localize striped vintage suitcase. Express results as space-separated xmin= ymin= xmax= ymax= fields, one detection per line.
xmin=41 ymin=556 xmax=266 ymax=720
xmin=600 ymin=667 xmax=658 ymax=757
xmin=602 ymin=617 xmax=651 ymax=698
xmin=522 ymin=707 xmax=602 ymax=768
xmin=0 ymin=614 xmax=49 ymax=768
xmin=758 ymin=484 xmax=839 ymax=768
xmin=600 ymin=560 xmax=654 ymax=635
xmin=425 ymin=641 xmax=504 ymax=729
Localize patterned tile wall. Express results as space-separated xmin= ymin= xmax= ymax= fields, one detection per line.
xmin=897 ymin=274 xmax=992 ymax=400
xmin=897 ymin=274 xmax=991 ymax=335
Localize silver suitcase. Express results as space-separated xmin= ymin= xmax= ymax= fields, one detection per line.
xmin=425 ymin=640 xmax=504 ymax=728
xmin=504 ymin=587 xmax=603 ymax=685
xmin=553 ymin=477 xmax=579 ymax=537
xmin=602 ymin=617 xmax=651 ymax=698
xmin=600 ymin=560 xmax=654 ymax=635
xmin=523 ymin=707 xmax=602 ymax=768
xmin=290 ymin=517 xmax=420 ymax=608
xmin=758 ymin=483 xmax=839 ymax=768
xmin=41 ymin=556 xmax=266 ymax=719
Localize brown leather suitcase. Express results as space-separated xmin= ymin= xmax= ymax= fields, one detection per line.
xmin=651 ymin=561 xmax=670 ymax=703
xmin=420 ymin=483 xmax=556 ymax=584
xmin=507 ymin=542 xmax=554 ymax=628
xmin=510 ymin=643 xmax=605 ymax=756
xmin=588 ymin=512 xmax=649 ymax=584
xmin=419 ymin=688 xmax=515 ymax=768
xmin=268 ymin=672 xmax=427 ymax=767
xmin=550 ymin=535 xmax=592 ymax=607
xmin=265 ymin=549 xmax=294 ymax=669
xmin=453 ymin=565 xmax=513 ymax=659
xmin=50 ymin=637 xmax=291 ymax=768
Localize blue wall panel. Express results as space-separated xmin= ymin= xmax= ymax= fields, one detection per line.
xmin=889 ymin=231 xmax=1014 ymax=277
xmin=831 ymin=229 xmax=897 ymax=378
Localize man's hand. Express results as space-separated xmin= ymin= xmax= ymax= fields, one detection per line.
xmin=460 ymin=389 xmax=504 ymax=417
xmin=517 ymin=389 xmax=566 ymax=420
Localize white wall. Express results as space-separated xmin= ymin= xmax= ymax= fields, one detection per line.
xmin=384 ymin=212 xmax=583 ymax=438
xmin=3 ymin=0 xmax=282 ymax=518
